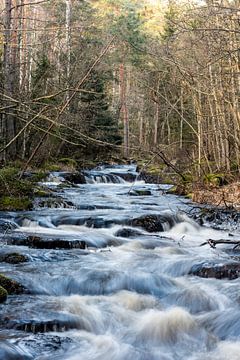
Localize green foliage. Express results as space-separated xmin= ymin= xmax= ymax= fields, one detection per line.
xmin=0 ymin=167 xmax=34 ymax=197
xmin=111 ymin=3 xmax=146 ymax=65
xmin=58 ymin=158 xmax=77 ymax=168
xmin=81 ymin=71 xmax=122 ymax=152
xmin=32 ymin=54 xmax=54 ymax=98
xmin=0 ymin=196 xmax=32 ymax=211
xmin=182 ymin=173 xmax=194 ymax=184
xmin=204 ymin=173 xmax=227 ymax=187
xmin=43 ymin=163 xmax=62 ymax=171
xmin=162 ymin=5 xmax=178 ymax=40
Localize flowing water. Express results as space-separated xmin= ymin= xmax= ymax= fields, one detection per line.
xmin=0 ymin=164 xmax=240 ymax=359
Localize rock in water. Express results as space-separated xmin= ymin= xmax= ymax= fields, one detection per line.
xmin=128 ymin=215 xmax=164 ymax=232
xmin=0 ymin=274 xmax=25 ymax=294
xmin=114 ymin=228 xmax=143 ymax=238
xmin=0 ymin=286 xmax=7 ymax=303
xmin=190 ymin=263 xmax=240 ymax=280
xmin=26 ymin=236 xmax=86 ymax=250
xmin=0 ymin=252 xmax=28 ymax=264
xmin=129 ymin=190 xmax=152 ymax=196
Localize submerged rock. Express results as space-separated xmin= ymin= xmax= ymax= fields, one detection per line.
xmin=0 ymin=341 xmax=33 ymax=360
xmin=190 ymin=263 xmax=240 ymax=280
xmin=114 ymin=228 xmax=143 ymax=238
xmin=0 ymin=274 xmax=25 ymax=294
xmin=0 ymin=286 xmax=7 ymax=303
xmin=10 ymin=319 xmax=77 ymax=333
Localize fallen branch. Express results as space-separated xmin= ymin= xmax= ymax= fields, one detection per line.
xmin=200 ymin=238 xmax=240 ymax=249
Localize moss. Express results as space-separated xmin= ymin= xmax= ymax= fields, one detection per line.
xmin=204 ymin=173 xmax=228 ymax=187
xmin=0 ymin=286 xmax=7 ymax=303
xmin=34 ymin=188 xmax=51 ymax=197
xmin=58 ymin=158 xmax=77 ymax=168
xmin=30 ymin=171 xmax=48 ymax=182
xmin=43 ymin=163 xmax=61 ymax=171
xmin=182 ymin=173 xmax=194 ymax=184
xmin=0 ymin=274 xmax=24 ymax=294
xmin=166 ymin=185 xmax=177 ymax=194
xmin=0 ymin=167 xmax=35 ymax=197
xmin=1 ymin=253 xmax=28 ymax=264
xmin=0 ymin=196 xmax=32 ymax=211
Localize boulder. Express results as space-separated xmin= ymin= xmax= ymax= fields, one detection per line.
xmin=25 ymin=236 xmax=86 ymax=250
xmin=190 ymin=263 xmax=240 ymax=280
xmin=0 ymin=274 xmax=25 ymax=294
xmin=128 ymin=214 xmax=175 ymax=232
xmin=0 ymin=286 xmax=7 ymax=303
xmin=0 ymin=252 xmax=28 ymax=264
xmin=63 ymin=172 xmax=86 ymax=184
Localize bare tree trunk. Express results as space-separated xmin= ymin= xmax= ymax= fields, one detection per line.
xmin=65 ymin=0 xmax=71 ymax=108
xmin=2 ymin=0 xmax=17 ymax=161
xmin=119 ymin=63 xmax=129 ymax=158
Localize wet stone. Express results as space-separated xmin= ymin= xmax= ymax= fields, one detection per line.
xmin=112 ymin=172 xmax=137 ymax=182
xmin=0 ymin=274 xmax=25 ymax=294
xmin=0 ymin=252 xmax=28 ymax=264
xmin=0 ymin=219 xmax=18 ymax=231
xmin=63 ymin=172 xmax=86 ymax=184
xmin=36 ymin=198 xmax=75 ymax=209
xmin=25 ymin=236 xmax=86 ymax=250
xmin=128 ymin=214 xmax=173 ymax=232
xmin=8 ymin=319 xmax=77 ymax=333
xmin=190 ymin=263 xmax=240 ymax=280
xmin=0 ymin=340 xmax=33 ymax=360
xmin=129 ymin=190 xmax=152 ymax=196
xmin=0 ymin=286 xmax=7 ymax=303
xmin=114 ymin=228 xmax=143 ymax=238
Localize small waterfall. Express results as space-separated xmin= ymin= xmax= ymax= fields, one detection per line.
xmin=84 ymin=173 xmax=126 ymax=184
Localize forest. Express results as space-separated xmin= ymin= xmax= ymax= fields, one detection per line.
xmin=0 ymin=0 xmax=239 ymax=178
xmin=1 ymin=1 xmax=240 ymax=359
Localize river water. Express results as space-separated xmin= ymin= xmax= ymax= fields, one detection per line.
xmin=0 ymin=165 xmax=240 ymax=359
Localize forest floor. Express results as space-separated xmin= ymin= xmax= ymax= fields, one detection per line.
xmin=191 ymin=182 xmax=240 ymax=210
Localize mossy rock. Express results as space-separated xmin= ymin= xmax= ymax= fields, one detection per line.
xmin=1 ymin=253 xmax=28 ymax=264
xmin=58 ymin=158 xmax=77 ymax=168
xmin=0 ymin=286 xmax=7 ymax=303
xmin=0 ymin=196 xmax=32 ymax=211
xmin=0 ymin=274 xmax=24 ymax=294
xmin=204 ymin=173 xmax=227 ymax=187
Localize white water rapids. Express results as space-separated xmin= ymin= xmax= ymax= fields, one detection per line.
xmin=0 ymin=164 xmax=240 ymax=360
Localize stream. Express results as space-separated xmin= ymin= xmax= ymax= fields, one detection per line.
xmin=0 ymin=164 xmax=240 ymax=360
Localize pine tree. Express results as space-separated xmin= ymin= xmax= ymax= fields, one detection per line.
xmin=81 ymin=71 xmax=122 ymax=153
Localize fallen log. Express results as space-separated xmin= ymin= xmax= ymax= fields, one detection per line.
xmin=200 ymin=238 xmax=240 ymax=249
